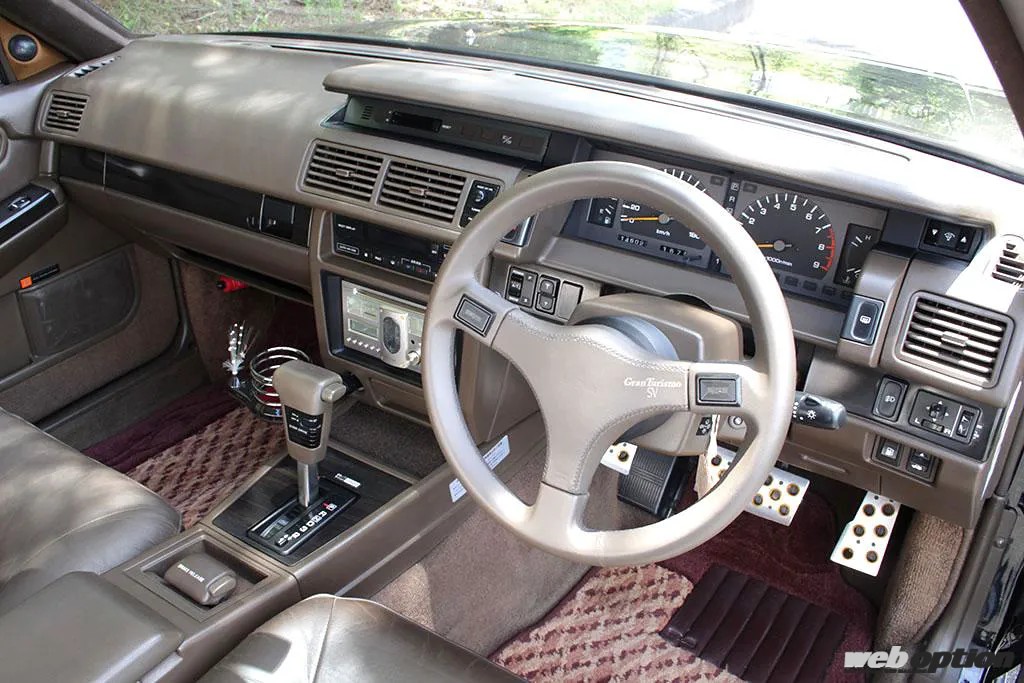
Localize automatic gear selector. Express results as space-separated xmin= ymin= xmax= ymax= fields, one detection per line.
xmin=273 ymin=360 xmax=350 ymax=507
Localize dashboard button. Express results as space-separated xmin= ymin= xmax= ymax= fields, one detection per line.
xmin=874 ymin=439 xmax=902 ymax=467
xmin=906 ymin=450 xmax=936 ymax=480
xmin=696 ymin=375 xmax=740 ymax=406
xmin=536 ymin=293 xmax=556 ymax=313
xmin=841 ymin=295 xmax=883 ymax=345
xmin=873 ymin=378 xmax=906 ymax=420
xmin=538 ymin=277 xmax=558 ymax=297
xmin=454 ymin=297 xmax=494 ymax=336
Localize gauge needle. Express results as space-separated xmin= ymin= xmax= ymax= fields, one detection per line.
xmin=621 ymin=216 xmax=661 ymax=221
xmin=757 ymin=240 xmax=793 ymax=252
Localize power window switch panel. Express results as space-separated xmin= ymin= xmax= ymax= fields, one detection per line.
xmin=831 ymin=492 xmax=901 ymax=577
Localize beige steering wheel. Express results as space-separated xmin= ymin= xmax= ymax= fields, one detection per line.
xmin=422 ymin=161 xmax=796 ymax=566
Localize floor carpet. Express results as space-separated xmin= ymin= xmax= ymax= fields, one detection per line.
xmin=492 ymin=490 xmax=873 ymax=683
xmin=493 ymin=564 xmax=740 ymax=683
xmin=84 ymin=384 xmax=238 ymax=473
xmin=127 ymin=407 xmax=285 ymax=528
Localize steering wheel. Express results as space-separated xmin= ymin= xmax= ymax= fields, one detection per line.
xmin=423 ymin=161 xmax=796 ymax=566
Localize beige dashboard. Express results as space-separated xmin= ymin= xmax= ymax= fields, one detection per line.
xmin=29 ymin=34 xmax=1024 ymax=528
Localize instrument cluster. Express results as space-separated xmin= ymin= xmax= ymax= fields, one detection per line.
xmin=561 ymin=152 xmax=888 ymax=307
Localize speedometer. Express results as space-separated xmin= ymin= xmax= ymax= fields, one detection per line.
xmin=739 ymin=192 xmax=835 ymax=279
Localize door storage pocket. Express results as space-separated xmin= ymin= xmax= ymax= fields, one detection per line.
xmin=17 ymin=248 xmax=137 ymax=358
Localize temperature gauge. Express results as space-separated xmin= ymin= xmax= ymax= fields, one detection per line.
xmin=835 ymin=224 xmax=881 ymax=288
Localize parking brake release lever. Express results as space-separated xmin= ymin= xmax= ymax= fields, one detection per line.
xmin=273 ymin=360 xmax=350 ymax=507
xmin=792 ymin=391 xmax=846 ymax=430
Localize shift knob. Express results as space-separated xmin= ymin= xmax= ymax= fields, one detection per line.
xmin=273 ymin=360 xmax=346 ymax=465
xmin=273 ymin=361 xmax=347 ymax=507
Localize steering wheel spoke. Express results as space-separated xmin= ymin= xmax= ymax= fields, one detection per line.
xmin=687 ymin=360 xmax=771 ymax=430
xmin=438 ymin=275 xmax=519 ymax=346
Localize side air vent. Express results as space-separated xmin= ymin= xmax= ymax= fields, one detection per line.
xmin=901 ymin=295 xmax=1010 ymax=385
xmin=991 ymin=238 xmax=1024 ymax=286
xmin=69 ymin=56 xmax=118 ymax=77
xmin=378 ymin=161 xmax=466 ymax=223
xmin=41 ymin=92 xmax=88 ymax=135
xmin=301 ymin=141 xmax=383 ymax=202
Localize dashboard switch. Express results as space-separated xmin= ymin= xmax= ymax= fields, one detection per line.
xmin=906 ymin=450 xmax=936 ymax=481
xmin=841 ymin=295 xmax=883 ymax=345
xmin=874 ymin=439 xmax=902 ymax=467
xmin=872 ymin=378 xmax=907 ymax=420
xmin=696 ymin=375 xmax=740 ymax=406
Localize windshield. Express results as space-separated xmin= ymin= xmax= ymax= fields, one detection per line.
xmin=93 ymin=0 xmax=1024 ymax=176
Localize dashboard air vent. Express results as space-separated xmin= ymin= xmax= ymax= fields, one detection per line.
xmin=41 ymin=92 xmax=88 ymax=135
xmin=991 ymin=238 xmax=1024 ymax=287
xmin=378 ymin=161 xmax=466 ymax=223
xmin=301 ymin=141 xmax=383 ymax=202
xmin=901 ymin=295 xmax=1009 ymax=385
xmin=69 ymin=56 xmax=118 ymax=77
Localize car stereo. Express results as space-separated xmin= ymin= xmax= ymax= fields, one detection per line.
xmin=341 ymin=281 xmax=425 ymax=373
xmin=332 ymin=214 xmax=449 ymax=282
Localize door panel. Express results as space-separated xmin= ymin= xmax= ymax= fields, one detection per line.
xmin=0 ymin=41 xmax=183 ymax=423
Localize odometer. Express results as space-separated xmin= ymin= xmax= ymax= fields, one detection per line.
xmin=739 ymin=192 xmax=835 ymax=279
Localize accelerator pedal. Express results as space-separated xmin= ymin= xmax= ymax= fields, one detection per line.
xmin=612 ymin=443 xmax=690 ymax=518
xmin=696 ymin=447 xmax=810 ymax=527
xmin=830 ymin=492 xmax=901 ymax=577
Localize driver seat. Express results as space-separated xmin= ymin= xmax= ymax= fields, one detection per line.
xmin=201 ymin=596 xmax=522 ymax=682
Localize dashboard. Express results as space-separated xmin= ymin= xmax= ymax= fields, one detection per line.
xmin=30 ymin=34 xmax=1024 ymax=530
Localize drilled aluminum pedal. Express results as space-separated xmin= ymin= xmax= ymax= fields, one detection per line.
xmin=696 ymin=447 xmax=809 ymax=526
xmin=602 ymin=441 xmax=637 ymax=475
xmin=830 ymin=492 xmax=901 ymax=577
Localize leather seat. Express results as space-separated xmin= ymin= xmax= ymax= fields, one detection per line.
xmin=0 ymin=408 xmax=180 ymax=614
xmin=201 ymin=596 xmax=523 ymax=682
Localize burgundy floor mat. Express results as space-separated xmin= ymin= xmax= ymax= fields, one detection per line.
xmin=84 ymin=384 xmax=238 ymax=473
xmin=492 ymin=491 xmax=873 ymax=683
xmin=128 ymin=406 xmax=285 ymax=528
xmin=492 ymin=564 xmax=739 ymax=682
xmin=661 ymin=492 xmax=873 ymax=682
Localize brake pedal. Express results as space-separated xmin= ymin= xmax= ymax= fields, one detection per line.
xmin=830 ymin=492 xmax=900 ymax=577
xmin=696 ymin=447 xmax=809 ymax=526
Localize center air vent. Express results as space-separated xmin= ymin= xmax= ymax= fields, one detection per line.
xmin=991 ymin=237 xmax=1024 ymax=286
xmin=901 ymin=295 xmax=1010 ymax=385
xmin=41 ymin=92 xmax=88 ymax=135
xmin=301 ymin=141 xmax=383 ymax=202
xmin=378 ymin=161 xmax=466 ymax=223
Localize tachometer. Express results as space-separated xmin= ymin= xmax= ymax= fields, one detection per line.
xmin=739 ymin=192 xmax=835 ymax=279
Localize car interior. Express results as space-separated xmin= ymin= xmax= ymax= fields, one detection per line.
xmin=1 ymin=0 xmax=1024 ymax=681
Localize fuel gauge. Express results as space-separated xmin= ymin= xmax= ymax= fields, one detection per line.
xmin=835 ymin=224 xmax=881 ymax=288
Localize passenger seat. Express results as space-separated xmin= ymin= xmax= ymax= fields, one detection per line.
xmin=0 ymin=408 xmax=180 ymax=614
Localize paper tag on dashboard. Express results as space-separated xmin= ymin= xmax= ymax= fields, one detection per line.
xmin=449 ymin=435 xmax=510 ymax=503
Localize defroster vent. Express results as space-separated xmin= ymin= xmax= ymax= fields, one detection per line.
xmin=301 ymin=141 xmax=383 ymax=203
xmin=378 ymin=161 xmax=466 ymax=223
xmin=992 ymin=237 xmax=1024 ymax=287
xmin=901 ymin=294 xmax=1010 ymax=385
xmin=41 ymin=91 xmax=88 ymax=135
